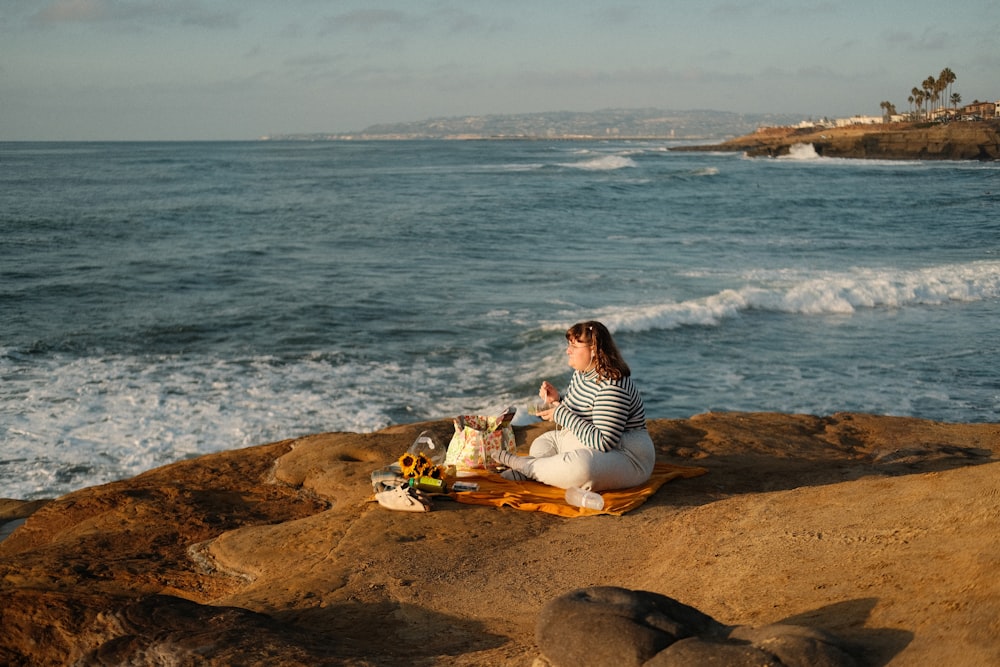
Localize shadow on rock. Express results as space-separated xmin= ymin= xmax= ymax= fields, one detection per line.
xmin=274 ymin=600 xmax=507 ymax=663
xmin=0 ymin=591 xmax=341 ymax=666
xmin=536 ymin=586 xmax=911 ymax=667
xmin=779 ymin=598 xmax=914 ymax=667
xmin=645 ymin=413 xmax=997 ymax=506
xmin=1 ymin=588 xmax=507 ymax=665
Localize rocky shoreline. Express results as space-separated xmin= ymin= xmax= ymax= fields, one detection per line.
xmin=673 ymin=120 xmax=1000 ymax=161
xmin=2 ymin=412 xmax=999 ymax=665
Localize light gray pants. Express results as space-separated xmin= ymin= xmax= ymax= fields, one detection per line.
xmin=522 ymin=427 xmax=656 ymax=491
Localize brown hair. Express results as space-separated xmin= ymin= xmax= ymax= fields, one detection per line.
xmin=565 ymin=320 xmax=630 ymax=381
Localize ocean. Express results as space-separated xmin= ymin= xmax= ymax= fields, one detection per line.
xmin=2 ymin=140 xmax=999 ymax=500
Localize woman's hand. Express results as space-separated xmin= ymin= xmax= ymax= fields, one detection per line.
xmin=539 ymin=380 xmax=560 ymax=405
xmin=536 ymin=405 xmax=557 ymax=421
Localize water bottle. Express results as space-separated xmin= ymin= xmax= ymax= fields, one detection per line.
xmin=409 ymin=476 xmax=446 ymax=493
xmin=408 ymin=430 xmax=445 ymax=466
xmin=565 ymin=486 xmax=604 ymax=510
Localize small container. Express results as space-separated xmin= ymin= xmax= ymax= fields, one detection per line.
xmin=451 ymin=481 xmax=479 ymax=492
xmin=409 ymin=476 xmax=446 ymax=493
xmin=408 ymin=430 xmax=445 ymax=466
xmin=565 ymin=486 xmax=604 ymax=510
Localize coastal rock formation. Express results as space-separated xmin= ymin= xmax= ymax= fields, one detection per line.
xmin=536 ymin=586 xmax=856 ymax=667
xmin=676 ymin=120 xmax=1000 ymax=160
xmin=2 ymin=412 xmax=999 ymax=665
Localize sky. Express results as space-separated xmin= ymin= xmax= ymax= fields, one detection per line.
xmin=1 ymin=0 xmax=997 ymax=141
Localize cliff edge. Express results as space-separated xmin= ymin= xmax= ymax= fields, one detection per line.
xmin=675 ymin=120 xmax=1000 ymax=161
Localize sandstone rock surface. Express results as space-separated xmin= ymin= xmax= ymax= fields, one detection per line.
xmin=2 ymin=413 xmax=999 ymax=666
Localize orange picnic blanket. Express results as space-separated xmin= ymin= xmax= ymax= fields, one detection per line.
xmin=448 ymin=462 xmax=707 ymax=517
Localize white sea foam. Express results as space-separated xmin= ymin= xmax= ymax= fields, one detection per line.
xmin=0 ymin=351 xmax=529 ymax=500
xmin=779 ymin=143 xmax=821 ymax=160
xmin=496 ymin=163 xmax=546 ymax=172
xmin=565 ymin=261 xmax=1000 ymax=333
xmin=561 ymin=154 xmax=638 ymax=170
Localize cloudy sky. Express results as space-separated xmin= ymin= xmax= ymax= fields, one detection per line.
xmin=2 ymin=0 xmax=997 ymax=140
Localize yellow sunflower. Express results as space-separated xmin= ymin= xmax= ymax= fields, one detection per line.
xmin=398 ymin=452 xmax=418 ymax=477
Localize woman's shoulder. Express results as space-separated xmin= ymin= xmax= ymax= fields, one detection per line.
xmin=596 ymin=373 xmax=633 ymax=389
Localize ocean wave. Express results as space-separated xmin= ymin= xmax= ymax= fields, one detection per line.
xmin=581 ymin=261 xmax=1000 ymax=333
xmin=778 ymin=143 xmax=821 ymax=160
xmin=496 ymin=162 xmax=546 ymax=172
xmin=751 ymin=145 xmax=946 ymax=169
xmin=0 ymin=346 xmax=540 ymax=499
xmin=560 ymin=154 xmax=638 ymax=171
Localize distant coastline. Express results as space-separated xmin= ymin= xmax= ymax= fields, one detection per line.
xmin=674 ymin=119 xmax=1000 ymax=161
xmin=261 ymin=108 xmax=1000 ymax=161
xmin=260 ymin=108 xmax=804 ymax=143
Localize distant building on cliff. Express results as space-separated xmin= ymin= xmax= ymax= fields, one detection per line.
xmin=959 ymin=100 xmax=996 ymax=120
xmin=834 ymin=115 xmax=883 ymax=127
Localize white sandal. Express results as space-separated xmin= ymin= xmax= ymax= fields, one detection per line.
xmin=375 ymin=485 xmax=432 ymax=512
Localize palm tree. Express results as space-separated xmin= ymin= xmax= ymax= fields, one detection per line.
xmin=913 ymin=88 xmax=926 ymax=120
xmin=879 ymin=101 xmax=897 ymax=122
xmin=951 ymin=92 xmax=962 ymax=112
xmin=922 ymin=75 xmax=938 ymax=119
xmin=898 ymin=69 xmax=959 ymax=121
xmin=939 ymin=68 xmax=957 ymax=110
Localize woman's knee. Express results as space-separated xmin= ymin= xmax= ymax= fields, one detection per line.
xmin=528 ymin=431 xmax=561 ymax=457
xmin=532 ymin=451 xmax=598 ymax=489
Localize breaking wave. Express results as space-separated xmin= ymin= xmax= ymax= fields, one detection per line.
xmin=560 ymin=154 xmax=638 ymax=171
xmin=778 ymin=143 xmax=821 ymax=160
xmin=576 ymin=261 xmax=1000 ymax=333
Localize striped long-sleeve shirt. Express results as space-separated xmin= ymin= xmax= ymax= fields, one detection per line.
xmin=552 ymin=369 xmax=647 ymax=452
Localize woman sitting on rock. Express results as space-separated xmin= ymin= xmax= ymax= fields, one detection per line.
xmin=493 ymin=320 xmax=655 ymax=491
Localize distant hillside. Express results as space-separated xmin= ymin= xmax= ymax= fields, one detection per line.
xmin=264 ymin=108 xmax=806 ymax=141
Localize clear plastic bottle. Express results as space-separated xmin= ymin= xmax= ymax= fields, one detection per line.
xmin=565 ymin=486 xmax=604 ymax=510
xmin=408 ymin=430 xmax=445 ymax=466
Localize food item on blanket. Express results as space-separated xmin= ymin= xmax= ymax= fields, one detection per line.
xmin=565 ymin=487 xmax=604 ymax=510
xmin=528 ymin=402 xmax=551 ymax=416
